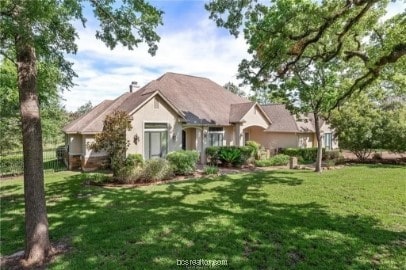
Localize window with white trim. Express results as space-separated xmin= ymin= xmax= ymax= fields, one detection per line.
xmin=208 ymin=127 xmax=224 ymax=146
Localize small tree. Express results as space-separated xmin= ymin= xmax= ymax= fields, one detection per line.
xmin=88 ymin=111 xmax=132 ymax=176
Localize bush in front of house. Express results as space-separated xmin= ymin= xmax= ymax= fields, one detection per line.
xmin=281 ymin=147 xmax=324 ymax=163
xmin=245 ymin=140 xmax=260 ymax=159
xmin=203 ymin=165 xmax=219 ymax=175
xmin=206 ymin=146 xmax=220 ymax=165
xmin=255 ymin=154 xmax=290 ymax=167
xmin=206 ymin=146 xmax=255 ymax=167
xmin=125 ymin=153 xmax=144 ymax=167
xmin=140 ymin=158 xmax=174 ymax=182
xmin=115 ymin=154 xmax=144 ymax=183
xmin=219 ymin=146 xmax=242 ymax=167
xmin=166 ymin=150 xmax=199 ymax=175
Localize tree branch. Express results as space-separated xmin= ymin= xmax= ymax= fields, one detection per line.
xmin=344 ymin=50 xmax=369 ymax=62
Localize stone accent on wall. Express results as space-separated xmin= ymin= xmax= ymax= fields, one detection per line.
xmin=81 ymin=155 xmax=110 ymax=172
xmin=68 ymin=155 xmax=82 ymax=170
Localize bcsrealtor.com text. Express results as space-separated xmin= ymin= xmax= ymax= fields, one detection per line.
xmin=177 ymin=258 xmax=228 ymax=268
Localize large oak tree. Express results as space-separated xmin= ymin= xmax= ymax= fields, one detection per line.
xmin=206 ymin=0 xmax=405 ymax=172
xmin=0 ymin=0 xmax=162 ymax=265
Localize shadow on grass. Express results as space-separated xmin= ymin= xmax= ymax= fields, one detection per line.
xmin=1 ymin=170 xmax=404 ymax=269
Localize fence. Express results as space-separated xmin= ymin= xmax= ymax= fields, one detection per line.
xmin=0 ymin=142 xmax=66 ymax=177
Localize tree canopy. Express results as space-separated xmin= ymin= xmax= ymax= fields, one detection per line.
xmin=206 ymin=0 xmax=405 ymax=171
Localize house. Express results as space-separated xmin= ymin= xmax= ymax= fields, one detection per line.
xmin=63 ymin=72 xmax=337 ymax=170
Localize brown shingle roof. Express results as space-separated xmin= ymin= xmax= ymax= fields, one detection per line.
xmin=262 ymin=104 xmax=299 ymax=133
xmin=140 ymin=72 xmax=249 ymax=125
xmin=229 ymin=102 xmax=255 ymax=123
xmin=63 ymin=93 xmax=133 ymax=134
xmin=63 ymin=99 xmax=114 ymax=134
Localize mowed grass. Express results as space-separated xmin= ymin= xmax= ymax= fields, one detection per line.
xmin=1 ymin=165 xmax=405 ymax=269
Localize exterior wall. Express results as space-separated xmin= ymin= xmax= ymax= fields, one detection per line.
xmin=224 ymin=126 xmax=235 ymax=146
xmin=298 ymin=133 xmax=315 ymax=148
xmin=320 ymin=123 xmax=339 ymax=149
xmin=81 ymin=155 xmax=110 ymax=172
xmin=67 ymin=134 xmax=82 ymax=155
xmin=82 ymin=135 xmax=108 ymax=158
xmin=126 ymin=95 xmax=183 ymax=158
xmin=184 ymin=128 xmax=197 ymax=150
xmin=249 ymin=130 xmax=299 ymax=150
xmin=240 ymin=106 xmax=269 ymax=129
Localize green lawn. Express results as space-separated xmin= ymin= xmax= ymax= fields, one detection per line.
xmin=1 ymin=165 xmax=405 ymax=269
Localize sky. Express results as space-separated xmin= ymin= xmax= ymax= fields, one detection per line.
xmin=62 ymin=0 xmax=249 ymax=112
xmin=61 ymin=0 xmax=405 ymax=112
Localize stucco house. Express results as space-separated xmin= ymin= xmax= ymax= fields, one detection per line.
xmin=63 ymin=72 xmax=337 ymax=170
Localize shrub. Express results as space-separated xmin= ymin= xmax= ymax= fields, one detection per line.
xmin=323 ymin=150 xmax=341 ymax=161
xmin=206 ymin=146 xmax=220 ymax=165
xmin=203 ymin=165 xmax=219 ymax=175
xmin=270 ymin=154 xmax=290 ymax=166
xmin=372 ymin=152 xmax=383 ymax=160
xmin=166 ymin=150 xmax=199 ymax=175
xmin=245 ymin=141 xmax=260 ymax=159
xmin=0 ymin=155 xmax=24 ymax=175
xmin=126 ymin=153 xmax=144 ymax=167
xmin=255 ymin=159 xmax=273 ymax=167
xmin=219 ymin=147 xmax=242 ymax=166
xmin=115 ymin=154 xmax=144 ymax=183
xmin=141 ymin=158 xmax=173 ymax=182
xmin=254 ymin=154 xmax=290 ymax=167
xmin=281 ymin=147 xmax=323 ymax=163
xmin=240 ymin=146 xmax=255 ymax=164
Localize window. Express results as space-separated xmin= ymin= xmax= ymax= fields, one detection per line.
xmin=144 ymin=123 xmax=168 ymax=159
xmin=324 ymin=133 xmax=332 ymax=150
xmin=208 ymin=127 xmax=224 ymax=146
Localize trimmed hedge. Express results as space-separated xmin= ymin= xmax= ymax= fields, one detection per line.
xmin=166 ymin=150 xmax=199 ymax=175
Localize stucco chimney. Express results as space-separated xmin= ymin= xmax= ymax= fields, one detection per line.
xmin=129 ymin=81 xmax=139 ymax=93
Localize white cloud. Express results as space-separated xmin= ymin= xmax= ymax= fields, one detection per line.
xmin=62 ymin=16 xmax=249 ymax=111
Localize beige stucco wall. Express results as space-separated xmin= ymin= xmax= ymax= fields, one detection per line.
xmin=298 ymin=133 xmax=315 ymax=148
xmin=224 ymin=126 xmax=235 ymax=146
xmin=247 ymin=128 xmax=299 ymax=150
xmin=126 ymin=95 xmax=183 ymax=158
xmin=240 ymin=106 xmax=269 ymax=130
xmin=83 ymin=135 xmax=108 ymax=157
xmin=67 ymin=134 xmax=82 ymax=155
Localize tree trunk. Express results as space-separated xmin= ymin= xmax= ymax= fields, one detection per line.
xmin=16 ymin=41 xmax=51 ymax=265
xmin=314 ymin=112 xmax=323 ymax=173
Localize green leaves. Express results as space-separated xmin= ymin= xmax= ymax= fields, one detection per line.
xmin=88 ymin=110 xmax=132 ymax=176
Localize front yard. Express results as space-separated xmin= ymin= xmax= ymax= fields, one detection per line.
xmin=1 ymin=165 xmax=405 ymax=269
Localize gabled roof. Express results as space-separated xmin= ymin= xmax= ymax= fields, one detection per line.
xmin=262 ymin=104 xmax=299 ymax=133
xmin=139 ymin=72 xmax=249 ymax=125
xmin=229 ymin=102 xmax=255 ymax=123
xmin=229 ymin=102 xmax=272 ymax=125
xmin=295 ymin=114 xmax=316 ymax=132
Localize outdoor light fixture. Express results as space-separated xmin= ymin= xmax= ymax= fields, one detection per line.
xmin=172 ymin=134 xmax=177 ymax=141
xmin=203 ymin=130 xmax=207 ymax=138
xmin=133 ymin=134 xmax=140 ymax=145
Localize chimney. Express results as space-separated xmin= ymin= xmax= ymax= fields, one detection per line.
xmin=129 ymin=81 xmax=139 ymax=93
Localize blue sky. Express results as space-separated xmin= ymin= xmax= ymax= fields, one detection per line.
xmin=62 ymin=0 xmax=246 ymax=111
xmin=62 ymin=0 xmax=405 ymax=112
